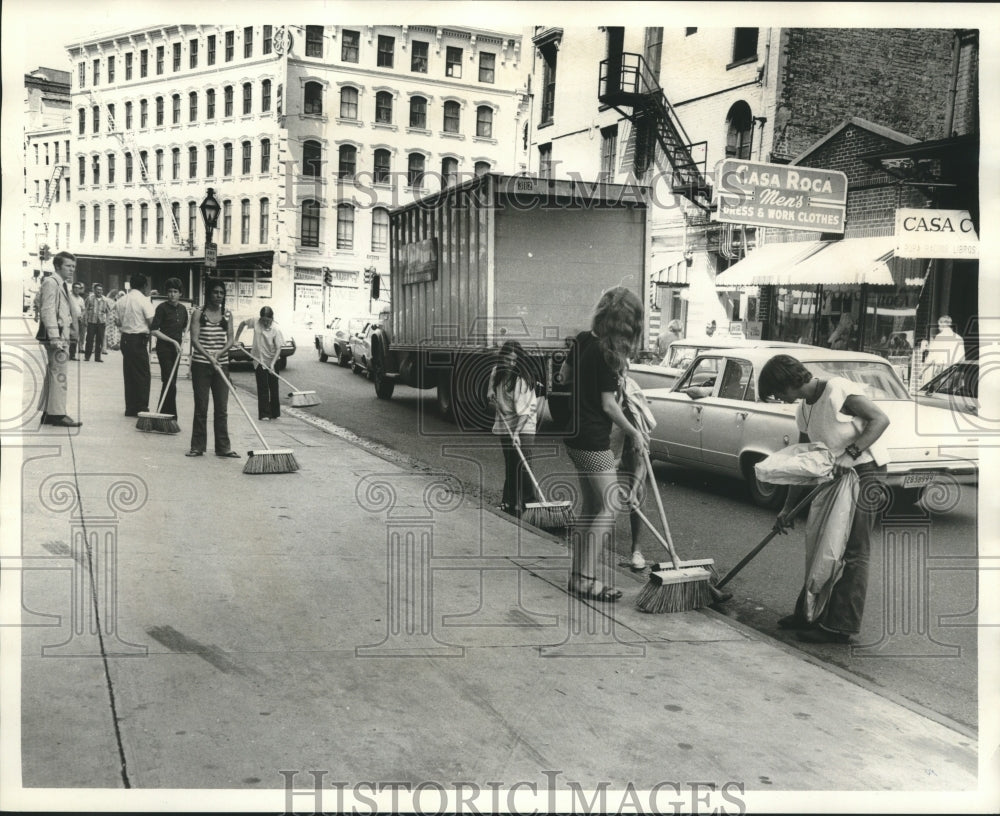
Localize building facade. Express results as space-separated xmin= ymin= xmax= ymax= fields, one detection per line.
xmin=65 ymin=23 xmax=529 ymax=335
xmin=23 ymin=68 xmax=72 ymax=299
xmin=525 ymin=26 xmax=978 ymax=356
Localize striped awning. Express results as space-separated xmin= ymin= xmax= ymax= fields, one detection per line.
xmin=654 ymin=252 xmax=690 ymax=286
xmin=715 ymin=236 xmax=896 ymax=287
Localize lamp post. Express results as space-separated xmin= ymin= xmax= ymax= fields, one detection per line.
xmin=199 ymin=187 xmax=221 ymax=268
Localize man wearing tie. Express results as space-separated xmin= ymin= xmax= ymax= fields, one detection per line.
xmin=36 ymin=251 xmax=82 ymax=427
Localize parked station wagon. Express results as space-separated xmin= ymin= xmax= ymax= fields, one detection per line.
xmin=643 ymin=345 xmax=979 ymax=508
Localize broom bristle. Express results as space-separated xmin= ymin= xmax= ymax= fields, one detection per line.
xmin=136 ymin=412 xmax=181 ymax=434
xmin=636 ymin=568 xmax=713 ymax=613
xmin=289 ymin=391 xmax=320 ymax=407
xmin=242 ymin=449 xmax=300 ymax=474
xmin=521 ymin=501 xmax=573 ymax=530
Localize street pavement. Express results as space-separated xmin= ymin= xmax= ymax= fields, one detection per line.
xmin=3 ymin=337 xmax=993 ymax=812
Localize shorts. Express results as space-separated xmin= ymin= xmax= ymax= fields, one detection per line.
xmin=566 ymin=446 xmax=616 ymax=473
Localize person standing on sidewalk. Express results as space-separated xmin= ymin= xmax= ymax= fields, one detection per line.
xmin=115 ymin=274 xmax=155 ymax=417
xmin=487 ymin=340 xmax=541 ymax=518
xmin=150 ymin=278 xmax=188 ymax=423
xmin=187 ymin=278 xmax=238 ymax=458
xmin=84 ymin=283 xmax=112 ymax=362
xmin=68 ymin=281 xmax=87 ymax=361
xmin=36 ymin=251 xmax=82 ymax=427
xmin=560 ymin=287 xmax=647 ymax=602
xmin=759 ymin=354 xmax=891 ymax=645
xmin=234 ymin=306 xmax=284 ymax=421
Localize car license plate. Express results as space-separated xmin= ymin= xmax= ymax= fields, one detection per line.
xmin=903 ymin=472 xmax=935 ymax=488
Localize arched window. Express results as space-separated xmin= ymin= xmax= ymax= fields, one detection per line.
xmin=262 ymin=79 xmax=272 ymax=112
xmin=241 ymin=140 xmax=252 ymax=174
xmin=188 ymin=201 xmax=197 ymax=238
xmin=224 ymin=85 xmax=234 ymax=117
xmin=338 ymin=144 xmax=357 ymax=179
xmin=303 ymin=140 xmax=322 ymax=177
xmin=301 ymin=199 xmax=320 ymax=247
xmin=725 ymin=101 xmax=753 ymax=160
xmin=93 ymin=204 xmax=101 ymax=242
xmin=336 ymin=203 xmax=354 ymax=249
xmin=443 ymin=100 xmax=460 ymax=133
xmin=474 ymin=160 xmax=490 ymax=177
xmin=339 ymin=86 xmax=358 ymax=120
xmin=476 ymin=106 xmax=493 ymax=138
xmin=409 ymin=96 xmax=427 ymax=129
xmin=172 ymin=93 xmax=181 ymax=124
xmin=242 ymin=82 xmax=252 ymax=115
xmin=374 ymin=148 xmax=391 ymax=184
xmin=240 ymin=199 xmax=250 ymax=243
xmin=304 ymin=81 xmax=323 ymax=115
xmin=260 ymin=138 xmax=271 ymax=172
xmin=79 ymin=205 xmax=86 ymax=241
xmin=155 ymin=202 xmax=164 ymax=243
xmin=188 ymin=146 xmax=198 ymax=178
xmin=139 ymin=202 xmax=149 ymax=243
xmin=259 ymin=197 xmax=270 ymax=243
xmin=189 ymin=92 xmax=198 ymax=122
xmin=375 ymin=91 xmax=393 ymax=124
xmin=206 ymin=89 xmax=216 ymax=119
xmin=407 ymin=153 xmax=425 ymax=188
xmin=441 ymin=157 xmax=458 ymax=185
xmin=371 ymin=207 xmax=389 ymax=252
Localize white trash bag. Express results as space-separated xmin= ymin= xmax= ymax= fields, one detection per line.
xmin=754 ymin=442 xmax=836 ymax=486
xmin=802 ymin=469 xmax=860 ymax=622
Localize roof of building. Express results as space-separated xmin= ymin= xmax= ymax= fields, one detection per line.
xmin=790 ymin=116 xmax=918 ymax=166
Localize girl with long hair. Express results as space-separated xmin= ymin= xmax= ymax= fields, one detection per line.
xmin=561 ymin=287 xmax=647 ymax=601
xmin=488 ymin=340 xmax=542 ymax=517
xmin=186 ymin=278 xmax=238 ymax=458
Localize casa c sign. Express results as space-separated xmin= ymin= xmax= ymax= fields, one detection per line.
xmin=894 ymin=208 xmax=979 ymax=259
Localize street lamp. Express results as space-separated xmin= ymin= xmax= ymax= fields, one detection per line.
xmin=199 ymin=187 xmax=221 ymax=244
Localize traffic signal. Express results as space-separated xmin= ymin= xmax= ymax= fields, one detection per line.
xmin=39 ymin=244 xmax=50 ymax=262
xmin=323 ymin=267 xmax=332 ymax=286
xmin=363 ymin=267 xmax=374 ymax=285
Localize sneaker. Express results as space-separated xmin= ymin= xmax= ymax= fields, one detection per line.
xmin=630 ymin=551 xmax=646 ymax=570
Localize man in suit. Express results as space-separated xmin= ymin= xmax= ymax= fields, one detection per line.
xmin=37 ymin=251 xmax=82 ymax=427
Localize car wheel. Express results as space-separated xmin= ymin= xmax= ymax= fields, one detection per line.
xmin=318 ymin=348 xmax=329 ymax=363
xmin=338 ymin=350 xmax=350 ymax=367
xmin=374 ymin=357 xmax=395 ymax=400
xmin=744 ymin=456 xmax=787 ymax=509
xmin=352 ymin=361 xmax=361 ymax=375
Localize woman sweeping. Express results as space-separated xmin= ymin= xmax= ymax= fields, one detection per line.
xmin=758 ymin=354 xmax=890 ymax=643
xmin=186 ymin=279 xmax=239 ymax=458
xmin=235 ymin=306 xmax=285 ymax=421
xmin=487 ymin=340 xmax=542 ymax=518
xmin=561 ymin=287 xmax=647 ymax=602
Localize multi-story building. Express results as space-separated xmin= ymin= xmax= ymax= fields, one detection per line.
xmin=23 ymin=68 xmax=73 ymax=291
xmin=65 ymin=23 xmax=529 ymax=337
xmin=526 ymin=26 xmax=978 ymax=357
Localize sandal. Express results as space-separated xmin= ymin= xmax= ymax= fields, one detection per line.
xmin=216 ymin=450 xmax=241 ymax=458
xmin=185 ymin=450 xmax=204 ymax=457
xmin=568 ymin=574 xmax=622 ymax=603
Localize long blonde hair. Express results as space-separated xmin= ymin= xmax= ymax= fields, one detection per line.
xmin=591 ymin=287 xmax=643 ymax=375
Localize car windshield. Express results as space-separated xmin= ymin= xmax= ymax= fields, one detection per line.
xmin=666 ymin=344 xmax=702 ymax=370
xmin=801 ymin=360 xmax=909 ymax=399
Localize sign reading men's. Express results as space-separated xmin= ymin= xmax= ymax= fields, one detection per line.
xmin=715 ymin=159 xmax=848 ymax=234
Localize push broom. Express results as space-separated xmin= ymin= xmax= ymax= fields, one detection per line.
xmin=214 ymin=362 xmax=300 ymax=474
xmin=634 ymin=448 xmax=714 ymax=612
xmin=136 ymin=348 xmax=182 ymax=434
xmin=499 ymin=415 xmax=573 ymax=529
xmin=240 ymin=345 xmax=320 ymax=407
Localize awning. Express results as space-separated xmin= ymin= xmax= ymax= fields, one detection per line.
xmin=715 ymin=236 xmax=895 ymax=287
xmin=653 ymin=252 xmax=690 ymax=285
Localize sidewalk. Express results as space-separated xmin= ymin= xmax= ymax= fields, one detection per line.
xmin=5 ymin=343 xmax=984 ymax=809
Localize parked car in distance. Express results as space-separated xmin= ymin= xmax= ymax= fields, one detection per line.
xmin=227 ymin=317 xmax=296 ymax=371
xmin=349 ymin=321 xmax=382 ymax=379
xmin=642 ymin=344 xmax=979 ymax=509
xmin=629 ymin=338 xmax=805 ymax=392
xmin=315 ymin=316 xmax=373 ymax=367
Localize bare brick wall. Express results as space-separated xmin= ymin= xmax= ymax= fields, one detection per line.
xmin=772 ymin=29 xmax=956 ymax=161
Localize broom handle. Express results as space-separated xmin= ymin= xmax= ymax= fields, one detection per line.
xmin=715 ymin=478 xmax=841 ymax=589
xmin=498 ymin=414 xmax=549 ymax=502
xmin=153 ymin=342 xmax=182 ymax=414
xmin=639 ymin=447 xmax=682 ymax=569
xmin=212 ymin=360 xmax=272 ymax=451
xmin=240 ymin=345 xmax=298 ymax=392
xmin=629 ymin=501 xmax=675 ymax=556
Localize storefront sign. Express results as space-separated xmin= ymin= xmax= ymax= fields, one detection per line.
xmin=400 ymin=238 xmax=439 ymax=285
xmin=715 ymin=159 xmax=847 ymax=234
xmin=894 ymin=208 xmax=979 ymax=259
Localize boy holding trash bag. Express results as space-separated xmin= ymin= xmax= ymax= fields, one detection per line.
xmin=758 ymin=355 xmax=891 ymax=644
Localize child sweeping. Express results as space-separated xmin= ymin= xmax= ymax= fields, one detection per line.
xmin=235 ymin=307 xmax=285 ymax=421
xmin=487 ymin=340 xmax=543 ymax=519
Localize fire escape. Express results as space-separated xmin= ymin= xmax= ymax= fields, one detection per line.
xmin=598 ymin=52 xmax=712 ymax=211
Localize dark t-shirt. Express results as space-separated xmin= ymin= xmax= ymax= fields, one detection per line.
xmin=151 ymin=301 xmax=188 ymax=343
xmin=565 ymin=331 xmax=620 ymax=451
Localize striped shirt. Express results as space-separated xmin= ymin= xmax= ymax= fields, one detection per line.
xmin=191 ymin=309 xmax=230 ymax=365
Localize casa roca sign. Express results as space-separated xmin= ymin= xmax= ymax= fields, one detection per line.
xmin=714 ymin=159 xmax=848 ymax=234
xmin=894 ymin=208 xmax=979 ymax=259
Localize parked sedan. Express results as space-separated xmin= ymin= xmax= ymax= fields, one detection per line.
xmin=629 ymin=338 xmax=804 ymax=392
xmin=315 ymin=316 xmax=367 ymax=367
xmin=349 ymin=321 xmax=379 ymax=379
xmin=917 ymin=360 xmax=979 ymax=415
xmin=643 ymin=345 xmax=979 ymax=509
xmin=228 ymin=318 xmax=296 ymax=371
